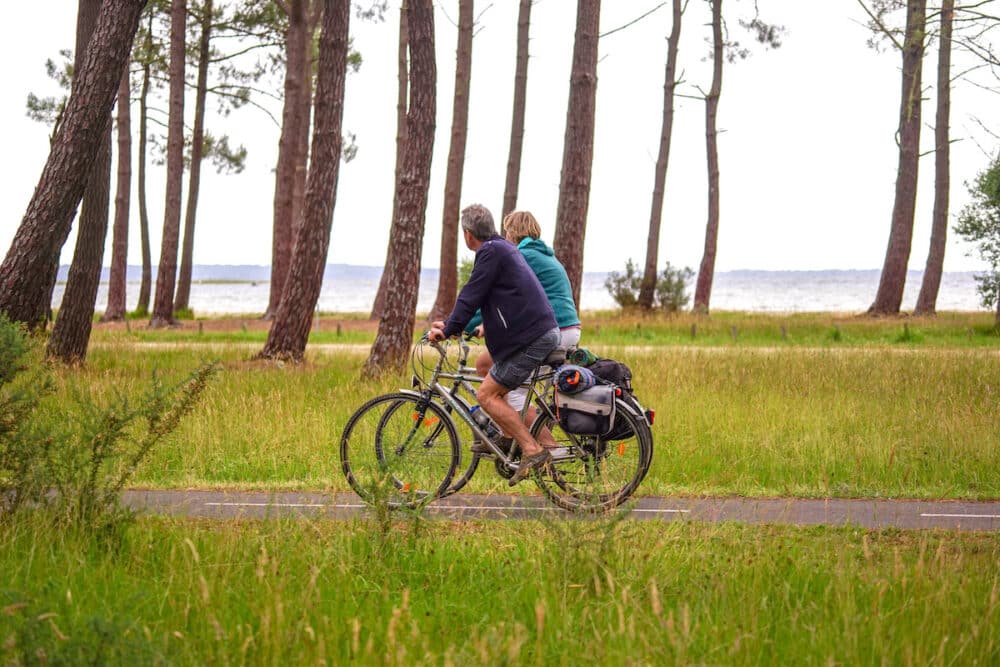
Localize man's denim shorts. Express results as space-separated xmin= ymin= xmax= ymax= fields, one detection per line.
xmin=489 ymin=327 xmax=561 ymax=390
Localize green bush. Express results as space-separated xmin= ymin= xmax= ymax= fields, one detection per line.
xmin=954 ymin=154 xmax=1000 ymax=321
xmin=604 ymin=259 xmax=643 ymax=308
xmin=605 ymin=259 xmax=694 ymax=312
xmin=656 ymin=262 xmax=695 ymax=312
xmin=0 ymin=316 xmax=218 ymax=535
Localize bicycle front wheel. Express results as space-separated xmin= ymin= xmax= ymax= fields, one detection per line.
xmin=530 ymin=400 xmax=653 ymax=512
xmin=340 ymin=392 xmax=460 ymax=508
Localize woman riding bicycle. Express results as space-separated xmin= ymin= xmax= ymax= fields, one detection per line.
xmin=466 ymin=211 xmax=582 ymax=436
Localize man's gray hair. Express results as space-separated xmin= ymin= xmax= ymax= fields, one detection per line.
xmin=460 ymin=204 xmax=497 ymax=241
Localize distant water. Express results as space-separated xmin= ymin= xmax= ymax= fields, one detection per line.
xmin=54 ymin=265 xmax=986 ymax=315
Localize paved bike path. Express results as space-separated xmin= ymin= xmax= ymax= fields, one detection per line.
xmin=121 ymin=490 xmax=1000 ymax=531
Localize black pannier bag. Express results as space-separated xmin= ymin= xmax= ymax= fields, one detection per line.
xmin=555 ymin=384 xmax=617 ymax=436
xmin=588 ymin=358 xmax=633 ymax=392
xmin=564 ymin=350 xmax=648 ymax=441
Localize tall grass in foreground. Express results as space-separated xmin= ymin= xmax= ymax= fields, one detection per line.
xmin=44 ymin=342 xmax=1000 ymax=499
xmin=1 ymin=516 xmax=997 ymax=664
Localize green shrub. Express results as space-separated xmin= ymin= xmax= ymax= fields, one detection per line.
xmin=605 ymin=259 xmax=694 ymax=312
xmin=604 ymin=259 xmax=643 ymax=308
xmin=655 ymin=262 xmax=695 ymax=312
xmin=0 ymin=316 xmax=218 ymax=535
xmin=457 ymin=256 xmax=475 ymax=292
xmin=954 ymin=154 xmax=1000 ymax=322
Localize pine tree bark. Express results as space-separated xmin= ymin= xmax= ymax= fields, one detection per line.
xmin=638 ymin=0 xmax=682 ymax=310
xmin=429 ymin=0 xmax=473 ymax=322
xmin=869 ymin=0 xmax=926 ymax=315
xmin=48 ymin=0 xmax=116 ymax=363
xmin=102 ymin=70 xmax=132 ymax=322
xmin=914 ymin=0 xmax=953 ymax=316
xmin=258 ymin=0 xmax=350 ymax=361
xmin=175 ymin=0 xmax=213 ymax=313
xmin=370 ymin=1 xmax=409 ymax=320
xmin=364 ymin=0 xmax=436 ymax=376
xmin=150 ymin=0 xmax=187 ymax=327
xmin=0 ymin=0 xmax=145 ymax=331
xmin=693 ymin=0 xmax=723 ymax=314
xmin=136 ymin=17 xmax=153 ymax=315
xmin=265 ymin=0 xmax=308 ymax=319
xmin=553 ymin=0 xmax=601 ymax=308
xmin=501 ymin=0 xmax=532 ymax=224
xmin=290 ymin=9 xmax=317 ymax=251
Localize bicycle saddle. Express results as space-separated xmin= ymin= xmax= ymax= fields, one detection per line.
xmin=544 ymin=346 xmax=568 ymax=366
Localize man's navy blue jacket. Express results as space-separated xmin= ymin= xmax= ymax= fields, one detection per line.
xmin=442 ymin=235 xmax=557 ymax=363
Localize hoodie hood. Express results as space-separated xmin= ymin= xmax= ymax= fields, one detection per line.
xmin=518 ymin=237 xmax=554 ymax=257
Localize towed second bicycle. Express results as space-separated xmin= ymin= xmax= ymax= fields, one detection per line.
xmin=339 ymin=334 xmax=654 ymax=512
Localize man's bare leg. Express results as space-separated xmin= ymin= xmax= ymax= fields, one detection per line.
xmin=477 ymin=352 xmax=556 ymax=447
xmin=477 ymin=374 xmax=544 ymax=457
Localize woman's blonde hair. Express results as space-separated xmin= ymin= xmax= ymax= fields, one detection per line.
xmin=502 ymin=211 xmax=542 ymax=243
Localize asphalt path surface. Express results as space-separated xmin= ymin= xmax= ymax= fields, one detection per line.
xmin=121 ymin=490 xmax=1000 ymax=531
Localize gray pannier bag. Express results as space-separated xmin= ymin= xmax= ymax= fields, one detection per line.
xmin=555 ymin=384 xmax=617 ymax=436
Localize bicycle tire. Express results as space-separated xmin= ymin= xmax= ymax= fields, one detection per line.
xmin=373 ymin=394 xmax=482 ymax=498
xmin=530 ymin=399 xmax=653 ymax=512
xmin=340 ymin=392 xmax=460 ymax=508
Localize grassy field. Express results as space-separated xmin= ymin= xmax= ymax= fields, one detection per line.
xmin=5 ymin=312 xmax=999 ymax=664
xmin=42 ymin=311 xmax=1000 ymax=499
xmin=1 ymin=515 xmax=998 ymax=664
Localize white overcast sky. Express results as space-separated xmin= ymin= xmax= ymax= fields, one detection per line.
xmin=0 ymin=0 xmax=996 ymax=273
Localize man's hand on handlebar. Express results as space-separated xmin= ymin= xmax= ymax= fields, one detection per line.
xmin=428 ymin=321 xmax=447 ymax=343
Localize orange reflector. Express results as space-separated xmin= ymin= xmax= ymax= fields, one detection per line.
xmin=424 ymin=416 xmax=439 ymax=427
xmin=617 ymin=442 xmax=626 ymax=456
xmin=412 ymin=412 xmax=420 ymax=421
xmin=402 ymin=483 xmax=411 ymax=492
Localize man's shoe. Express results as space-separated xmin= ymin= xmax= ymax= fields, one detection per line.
xmin=507 ymin=450 xmax=552 ymax=487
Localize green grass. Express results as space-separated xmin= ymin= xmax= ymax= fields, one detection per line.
xmin=36 ymin=326 xmax=1000 ymax=499
xmin=1 ymin=515 xmax=997 ymax=664
xmin=84 ymin=310 xmax=1000 ymax=348
xmin=581 ymin=310 xmax=1000 ymax=348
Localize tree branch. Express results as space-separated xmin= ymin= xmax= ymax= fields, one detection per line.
xmin=854 ymin=0 xmax=904 ymax=51
xmin=600 ymin=3 xmax=667 ymax=39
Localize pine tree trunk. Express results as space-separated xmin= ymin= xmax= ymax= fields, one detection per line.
xmin=257 ymin=0 xmax=351 ymax=361
xmin=553 ymin=0 xmax=601 ymax=308
xmin=102 ymin=70 xmax=132 ymax=322
xmin=265 ymin=0 xmax=308 ymax=320
xmin=429 ymin=0 xmax=473 ymax=322
xmin=290 ymin=4 xmax=319 ymax=247
xmin=914 ymin=0 xmax=952 ymax=316
xmin=0 ymin=0 xmax=144 ymax=331
xmin=693 ymin=0 xmax=723 ymax=314
xmin=175 ymin=0 xmax=213 ymax=313
xmin=47 ymin=0 xmax=115 ymax=363
xmin=869 ymin=0 xmax=926 ymax=316
xmin=370 ymin=1 xmax=409 ymax=321
xmin=150 ymin=0 xmax=187 ymax=327
xmin=364 ymin=0 xmax=436 ymax=376
xmin=136 ymin=20 xmax=153 ymax=315
xmin=501 ymin=0 xmax=532 ymax=224
xmin=638 ymin=0 xmax=682 ymax=311
xmin=48 ymin=129 xmax=112 ymax=363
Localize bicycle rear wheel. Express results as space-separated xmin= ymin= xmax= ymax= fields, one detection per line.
xmin=530 ymin=400 xmax=653 ymax=512
xmin=340 ymin=392 xmax=460 ymax=508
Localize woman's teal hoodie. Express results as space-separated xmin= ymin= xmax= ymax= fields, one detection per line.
xmin=465 ymin=237 xmax=580 ymax=332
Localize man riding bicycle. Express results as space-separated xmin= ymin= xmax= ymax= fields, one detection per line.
xmin=428 ymin=204 xmax=560 ymax=486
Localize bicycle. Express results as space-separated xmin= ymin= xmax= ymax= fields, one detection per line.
xmin=339 ymin=334 xmax=654 ymax=512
